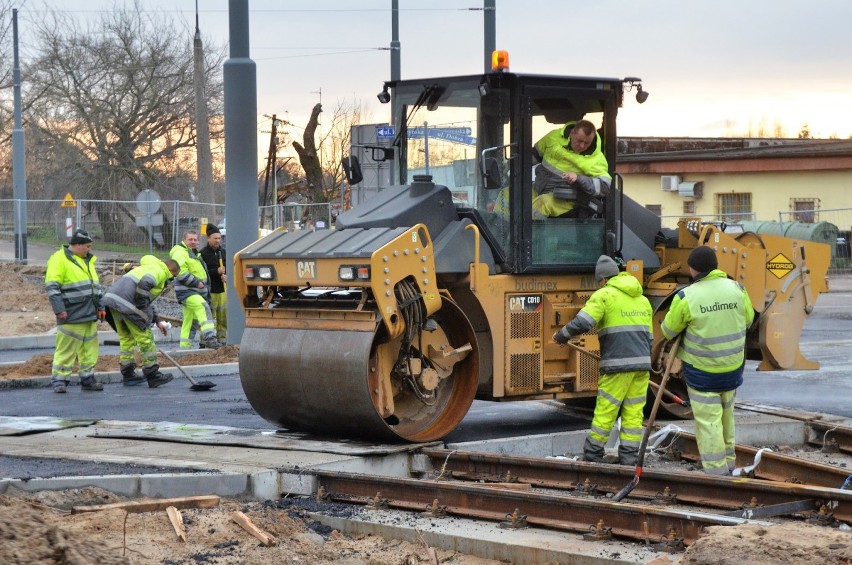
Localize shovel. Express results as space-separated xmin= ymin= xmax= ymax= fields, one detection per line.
xmin=611 ymin=333 xmax=683 ymax=502
xmin=158 ymin=348 xmax=217 ymax=391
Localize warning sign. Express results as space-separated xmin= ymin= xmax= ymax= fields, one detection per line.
xmin=767 ymin=253 xmax=795 ymax=279
xmin=61 ymin=193 xmax=77 ymax=208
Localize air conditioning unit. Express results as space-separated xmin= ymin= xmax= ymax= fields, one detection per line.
xmin=660 ymin=175 xmax=681 ymax=191
xmin=678 ymin=181 xmax=704 ymax=199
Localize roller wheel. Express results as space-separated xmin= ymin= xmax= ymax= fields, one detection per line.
xmin=239 ymin=299 xmax=479 ymax=442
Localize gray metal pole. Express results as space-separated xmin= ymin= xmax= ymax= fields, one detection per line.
xmin=223 ymin=0 xmax=258 ymax=344
xmin=389 ymin=0 xmax=401 ymax=186
xmin=11 ymin=9 xmax=27 ymax=264
xmin=483 ymin=0 xmax=496 ymax=72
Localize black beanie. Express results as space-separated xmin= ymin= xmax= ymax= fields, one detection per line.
xmin=69 ymin=229 xmax=93 ymax=245
xmin=206 ymin=224 xmax=220 ymax=236
xmin=687 ymin=246 xmax=718 ymax=273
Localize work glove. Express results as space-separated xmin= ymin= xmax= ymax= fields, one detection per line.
xmin=97 ymin=310 xmax=107 ymax=322
xmin=552 ymin=329 xmax=569 ymax=345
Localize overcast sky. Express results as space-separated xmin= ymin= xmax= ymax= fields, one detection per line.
xmin=17 ymin=0 xmax=852 ymax=140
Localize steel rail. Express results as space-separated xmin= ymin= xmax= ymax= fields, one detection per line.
xmin=805 ymin=421 xmax=852 ymax=455
xmin=665 ymin=430 xmax=851 ymax=488
xmin=311 ymin=469 xmax=771 ymax=546
xmin=422 ymin=448 xmax=852 ymax=522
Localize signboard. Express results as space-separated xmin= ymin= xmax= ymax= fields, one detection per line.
xmin=135 ymin=189 xmax=161 ymax=215
xmin=375 ymin=125 xmax=476 ymax=145
xmin=61 ymin=193 xmax=77 ymax=208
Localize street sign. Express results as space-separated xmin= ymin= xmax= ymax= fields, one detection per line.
xmin=409 ymin=126 xmax=472 ymax=137
xmin=61 ymin=193 xmax=77 ymax=208
xmin=135 ymin=189 xmax=161 ymax=215
xmin=376 ymin=125 xmax=395 ymax=139
xmin=135 ymin=213 xmax=164 ymax=227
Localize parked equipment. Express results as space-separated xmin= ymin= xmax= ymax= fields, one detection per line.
xmin=234 ymin=66 xmax=831 ymax=442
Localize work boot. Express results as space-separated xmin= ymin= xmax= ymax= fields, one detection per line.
xmin=202 ymin=336 xmax=222 ymax=350
xmin=582 ymin=437 xmax=606 ymax=464
xmin=80 ymin=376 xmax=104 ymax=392
xmin=143 ymin=364 xmax=173 ymax=388
xmin=53 ymin=384 xmax=67 ymax=394
xmin=618 ymin=445 xmax=640 ymax=467
xmin=121 ymin=363 xmax=145 ymax=386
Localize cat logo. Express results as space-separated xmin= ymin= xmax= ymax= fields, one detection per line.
xmin=766 ymin=253 xmax=795 ymax=279
xmin=297 ymin=260 xmax=317 ymax=280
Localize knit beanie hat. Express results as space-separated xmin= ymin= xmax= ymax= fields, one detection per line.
xmin=594 ymin=255 xmax=620 ymax=281
xmin=206 ymin=224 xmax=220 ymax=236
xmin=687 ymin=246 xmax=718 ymax=273
xmin=69 ymin=229 xmax=93 ymax=245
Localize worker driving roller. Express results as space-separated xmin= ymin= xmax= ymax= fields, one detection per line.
xmin=532 ymin=119 xmax=611 ymax=219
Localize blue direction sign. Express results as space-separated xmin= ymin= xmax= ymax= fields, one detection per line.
xmin=376 ymin=125 xmax=395 ymax=139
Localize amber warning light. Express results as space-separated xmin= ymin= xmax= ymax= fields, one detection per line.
xmin=491 ymin=50 xmax=509 ymax=72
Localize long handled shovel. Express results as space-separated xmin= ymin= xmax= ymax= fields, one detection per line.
xmin=159 ymin=348 xmax=217 ymax=392
xmin=611 ymin=333 xmax=683 ymax=502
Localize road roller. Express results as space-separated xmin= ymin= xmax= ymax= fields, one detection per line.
xmin=234 ymin=68 xmax=831 ymax=442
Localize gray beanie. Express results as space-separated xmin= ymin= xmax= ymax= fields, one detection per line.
xmin=594 ymin=255 xmax=620 ymax=281
xmin=687 ymin=246 xmax=718 ymax=273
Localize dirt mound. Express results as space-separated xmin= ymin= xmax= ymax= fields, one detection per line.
xmin=0 ymin=263 xmax=56 ymax=334
xmin=0 ymin=494 xmax=129 ymax=564
xmin=682 ymin=521 xmax=852 ymax=564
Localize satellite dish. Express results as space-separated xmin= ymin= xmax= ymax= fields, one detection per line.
xmin=136 ymin=189 xmax=161 ymax=215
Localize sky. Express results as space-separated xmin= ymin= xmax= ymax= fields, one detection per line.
xmin=13 ymin=0 xmax=852 ymax=142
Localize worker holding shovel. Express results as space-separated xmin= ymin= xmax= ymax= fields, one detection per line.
xmin=102 ymin=256 xmax=180 ymax=388
xmin=660 ymin=246 xmax=755 ymax=475
xmin=553 ymin=255 xmax=654 ymax=465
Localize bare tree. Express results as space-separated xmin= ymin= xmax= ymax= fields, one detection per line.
xmin=291 ymin=97 xmax=366 ymax=204
xmin=23 ymin=1 xmax=224 ymax=244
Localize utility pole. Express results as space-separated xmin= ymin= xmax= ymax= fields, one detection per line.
xmin=193 ymin=0 xmax=216 ymax=206
xmin=260 ymin=115 xmax=279 ymax=229
xmin=12 ymin=9 xmax=27 ymax=264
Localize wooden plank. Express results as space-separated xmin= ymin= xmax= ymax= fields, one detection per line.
xmin=166 ymin=506 xmax=187 ymax=542
xmin=231 ymin=510 xmax=277 ymax=546
xmin=71 ymin=495 xmax=220 ymax=515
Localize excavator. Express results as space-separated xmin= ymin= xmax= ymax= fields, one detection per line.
xmin=234 ymin=57 xmax=831 ymax=442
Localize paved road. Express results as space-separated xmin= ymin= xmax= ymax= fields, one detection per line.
xmin=2 ymin=265 xmax=850 ymax=436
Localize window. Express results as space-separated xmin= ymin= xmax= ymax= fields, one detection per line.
xmin=791 ymin=198 xmax=819 ymax=223
xmin=645 ymin=204 xmax=662 ymax=216
xmin=715 ymin=193 xmax=752 ymax=222
xmin=683 ymin=201 xmax=695 ymax=215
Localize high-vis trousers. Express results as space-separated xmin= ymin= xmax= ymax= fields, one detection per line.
xmin=180 ymin=294 xmax=215 ymax=348
xmin=584 ymin=371 xmax=649 ymax=464
xmin=112 ymin=311 xmax=157 ymax=370
xmin=687 ymin=386 xmax=737 ymax=475
xmin=51 ymin=321 xmax=99 ymax=387
xmin=210 ymin=291 xmax=227 ymax=341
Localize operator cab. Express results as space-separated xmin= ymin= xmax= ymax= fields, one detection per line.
xmin=384 ymin=69 xmax=628 ymax=275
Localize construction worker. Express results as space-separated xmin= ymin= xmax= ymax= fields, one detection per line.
xmin=45 ymin=229 xmax=105 ymax=393
xmin=170 ymin=230 xmax=221 ymax=350
xmin=553 ymin=255 xmax=653 ymax=465
xmin=660 ymin=246 xmax=755 ymax=475
xmin=199 ymin=224 xmax=227 ymax=343
xmin=102 ymin=256 xmax=179 ymax=388
xmin=531 ymin=119 xmax=611 ymax=219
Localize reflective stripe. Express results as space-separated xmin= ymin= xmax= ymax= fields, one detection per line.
xmin=600 ymin=355 xmax=650 ymax=370
xmin=621 ymin=426 xmax=643 ymax=436
xmin=689 ymin=393 xmax=722 ymax=406
xmin=590 ymin=424 xmax=611 ymax=438
xmin=622 ymin=395 xmax=646 ymax=406
xmin=597 ymin=389 xmax=622 ymax=407
xmin=586 ymin=435 xmax=606 ymax=448
xmin=619 ymin=438 xmax=640 ymax=448
xmin=599 ymin=324 xmax=651 ymax=336
xmin=682 ymin=343 xmax=745 ymax=359
xmin=686 ymin=328 xmax=746 ymax=346
xmin=700 ymin=450 xmax=729 ymax=462
xmin=704 ymin=466 xmax=731 ymax=475
xmin=58 ymin=326 xmax=97 ymax=342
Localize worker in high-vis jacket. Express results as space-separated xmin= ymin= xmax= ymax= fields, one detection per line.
xmin=170 ymin=230 xmax=221 ymax=350
xmin=553 ymin=255 xmax=653 ymax=465
xmin=45 ymin=229 xmax=105 ymax=393
xmin=660 ymin=246 xmax=755 ymax=475
xmin=531 ymin=119 xmax=611 ymax=219
xmin=102 ymin=256 xmax=180 ymax=388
